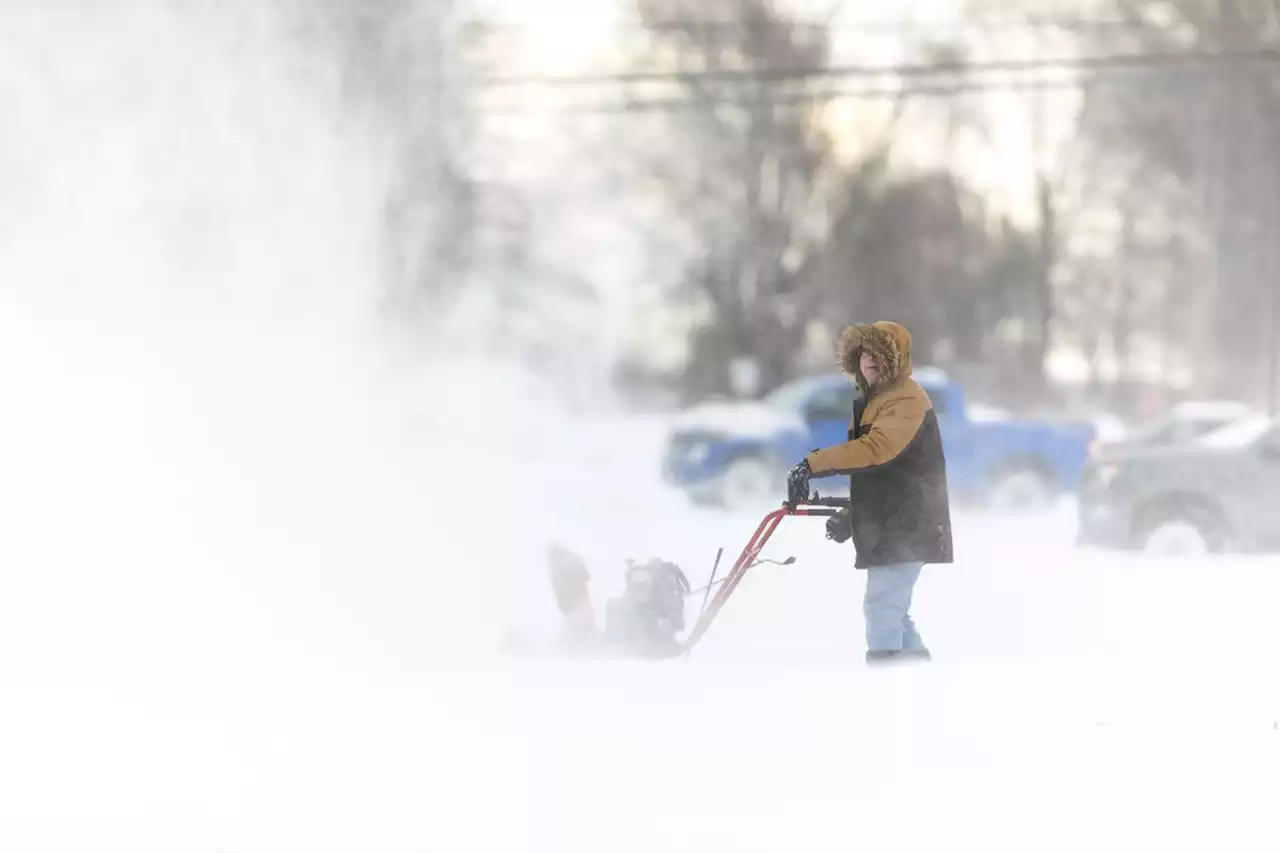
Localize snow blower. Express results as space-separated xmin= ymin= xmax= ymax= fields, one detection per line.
xmin=534 ymin=476 xmax=847 ymax=660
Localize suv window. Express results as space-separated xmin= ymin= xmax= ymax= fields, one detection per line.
xmin=1167 ymin=419 xmax=1225 ymax=444
xmin=1256 ymin=427 xmax=1280 ymax=460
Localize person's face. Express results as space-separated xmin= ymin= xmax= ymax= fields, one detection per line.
xmin=859 ymin=351 xmax=879 ymax=387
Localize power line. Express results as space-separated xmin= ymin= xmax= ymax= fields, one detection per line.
xmin=474 ymin=47 xmax=1280 ymax=89
xmin=459 ymin=17 xmax=1202 ymax=36
xmin=476 ymin=68 xmax=1218 ymax=115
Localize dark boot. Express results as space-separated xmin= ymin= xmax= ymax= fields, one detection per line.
xmin=865 ymin=648 xmax=931 ymax=667
xmin=865 ymin=649 xmax=901 ymax=666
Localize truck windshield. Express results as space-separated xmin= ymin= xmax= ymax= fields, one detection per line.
xmin=764 ymin=377 xmax=830 ymax=411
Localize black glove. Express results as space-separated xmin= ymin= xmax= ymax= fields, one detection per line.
xmin=825 ymin=507 xmax=852 ymax=543
xmin=786 ymin=460 xmax=811 ymax=505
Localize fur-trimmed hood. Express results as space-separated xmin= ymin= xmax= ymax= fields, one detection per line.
xmin=836 ymin=320 xmax=914 ymax=393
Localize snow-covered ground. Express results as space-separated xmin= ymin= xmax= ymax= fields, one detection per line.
xmin=435 ymin=458 xmax=1280 ymax=853
xmin=6 ymin=404 xmax=1280 ymax=852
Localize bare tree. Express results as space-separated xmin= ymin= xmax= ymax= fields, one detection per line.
xmin=621 ymin=2 xmax=1044 ymax=402
xmin=622 ymin=0 xmax=854 ymax=399
xmin=1069 ymin=0 xmax=1280 ymax=405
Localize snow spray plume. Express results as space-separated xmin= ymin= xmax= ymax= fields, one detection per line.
xmin=0 ymin=4 xmax=644 ymax=850
xmin=0 ymin=1 xmax=500 ymax=695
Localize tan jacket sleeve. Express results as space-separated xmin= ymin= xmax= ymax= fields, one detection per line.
xmin=805 ymin=390 xmax=929 ymax=474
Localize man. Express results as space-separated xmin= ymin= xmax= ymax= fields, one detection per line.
xmin=788 ymin=321 xmax=953 ymax=666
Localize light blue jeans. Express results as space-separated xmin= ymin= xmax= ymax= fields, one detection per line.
xmin=863 ymin=561 xmax=926 ymax=653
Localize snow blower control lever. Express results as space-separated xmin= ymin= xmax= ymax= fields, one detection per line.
xmin=681 ymin=492 xmax=848 ymax=655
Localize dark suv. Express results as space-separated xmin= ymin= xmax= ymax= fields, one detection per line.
xmin=1077 ymin=415 xmax=1280 ymax=555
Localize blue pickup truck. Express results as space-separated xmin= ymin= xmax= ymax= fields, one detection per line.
xmin=661 ymin=368 xmax=1096 ymax=511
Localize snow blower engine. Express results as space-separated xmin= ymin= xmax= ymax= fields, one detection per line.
xmin=603 ymin=558 xmax=691 ymax=659
xmin=546 ymin=547 xmax=693 ymax=659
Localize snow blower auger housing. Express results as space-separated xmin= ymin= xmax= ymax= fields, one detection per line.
xmin=680 ymin=492 xmax=849 ymax=656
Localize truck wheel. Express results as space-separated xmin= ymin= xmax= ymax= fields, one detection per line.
xmin=715 ymin=455 xmax=780 ymax=512
xmin=1137 ymin=502 xmax=1227 ymax=557
xmin=1142 ymin=520 xmax=1210 ymax=557
xmin=986 ymin=467 xmax=1055 ymax=513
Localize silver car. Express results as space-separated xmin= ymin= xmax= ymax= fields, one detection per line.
xmin=1077 ymin=415 xmax=1280 ymax=555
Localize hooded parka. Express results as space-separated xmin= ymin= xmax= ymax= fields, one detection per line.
xmin=805 ymin=321 xmax=954 ymax=569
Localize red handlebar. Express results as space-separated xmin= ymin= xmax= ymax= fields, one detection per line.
xmin=681 ymin=498 xmax=846 ymax=654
